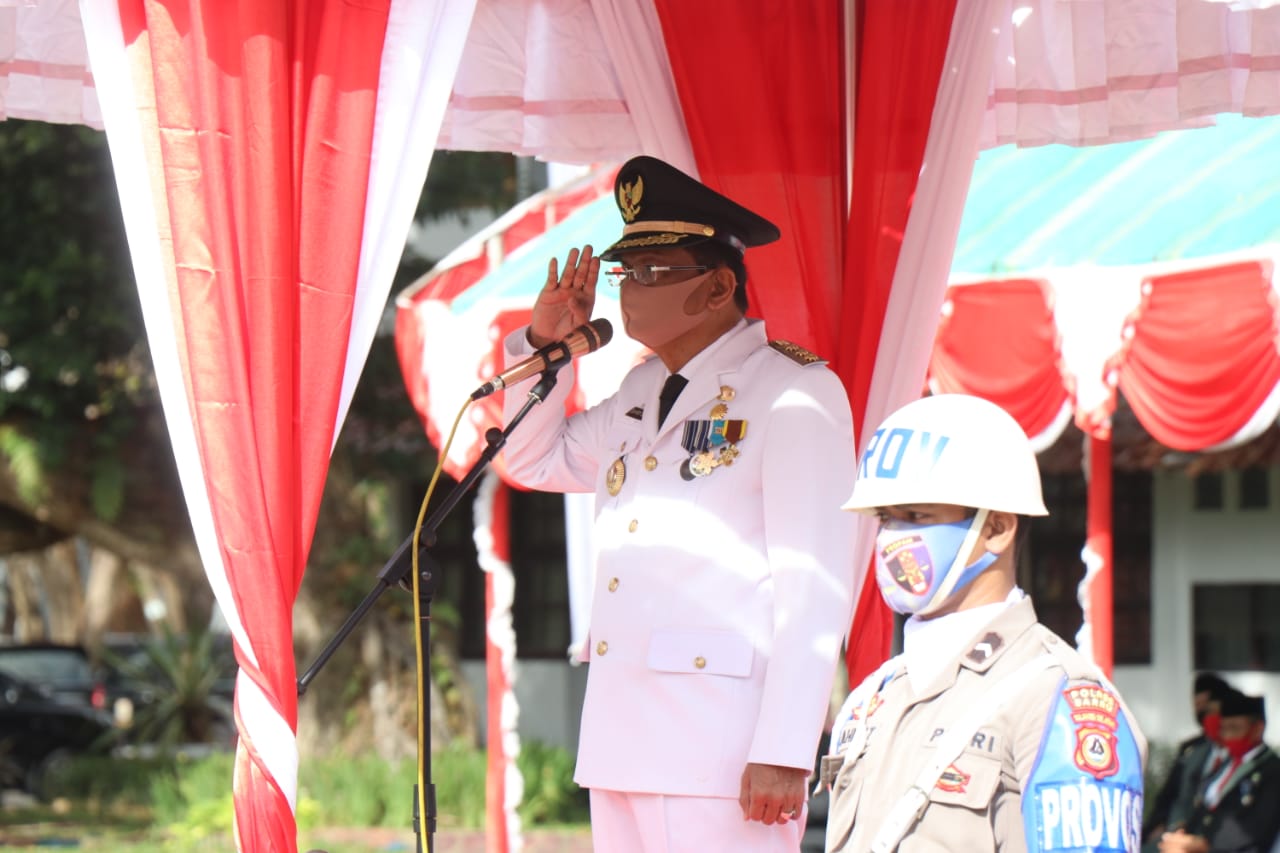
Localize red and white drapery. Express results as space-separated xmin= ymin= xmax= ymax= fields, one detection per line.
xmin=78 ymin=1 xmax=477 ymax=848
xmin=4 ymin=0 xmax=1280 ymax=849
xmin=930 ymin=250 xmax=1280 ymax=673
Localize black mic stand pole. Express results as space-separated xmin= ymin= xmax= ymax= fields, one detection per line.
xmin=297 ymin=368 xmax=563 ymax=853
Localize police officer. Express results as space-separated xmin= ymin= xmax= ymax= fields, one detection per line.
xmin=824 ymin=393 xmax=1147 ymax=852
xmin=500 ymin=156 xmax=857 ymax=851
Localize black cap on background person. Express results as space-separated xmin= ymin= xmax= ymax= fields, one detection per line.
xmin=1221 ymin=691 xmax=1266 ymax=723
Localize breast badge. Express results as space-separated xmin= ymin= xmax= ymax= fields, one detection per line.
xmin=935 ymin=764 xmax=971 ymax=794
xmin=606 ymin=457 xmax=627 ymax=496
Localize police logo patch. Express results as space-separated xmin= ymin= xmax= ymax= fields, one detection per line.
xmin=936 ymin=764 xmax=970 ymax=794
xmin=1064 ymin=685 xmax=1122 ymax=780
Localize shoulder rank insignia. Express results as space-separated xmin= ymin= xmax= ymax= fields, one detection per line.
xmin=966 ymin=632 xmax=1003 ymax=664
xmin=618 ymin=176 xmax=643 ymax=223
xmin=769 ymin=339 xmax=823 ymax=365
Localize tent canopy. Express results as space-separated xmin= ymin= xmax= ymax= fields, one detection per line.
xmin=955 ymin=114 xmax=1280 ymax=273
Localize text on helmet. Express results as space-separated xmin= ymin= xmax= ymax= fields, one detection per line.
xmin=859 ymin=428 xmax=951 ymax=481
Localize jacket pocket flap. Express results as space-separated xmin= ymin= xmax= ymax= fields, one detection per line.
xmin=647 ymin=630 xmax=754 ymax=677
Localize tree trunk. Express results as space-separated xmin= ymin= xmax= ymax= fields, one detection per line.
xmin=0 ymin=418 xmax=215 ymax=631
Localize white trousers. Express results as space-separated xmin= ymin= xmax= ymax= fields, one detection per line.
xmin=588 ymin=788 xmax=806 ymax=853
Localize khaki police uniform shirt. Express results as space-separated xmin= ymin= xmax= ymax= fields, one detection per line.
xmin=825 ymin=598 xmax=1147 ymax=852
xmin=500 ymin=318 xmax=858 ymax=798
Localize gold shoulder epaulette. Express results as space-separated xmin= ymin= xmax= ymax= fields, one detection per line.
xmin=768 ymin=339 xmax=823 ymax=366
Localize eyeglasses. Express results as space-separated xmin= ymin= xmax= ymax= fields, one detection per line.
xmin=603 ymin=264 xmax=712 ymax=287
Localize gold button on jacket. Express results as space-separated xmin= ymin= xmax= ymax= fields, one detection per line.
xmin=596 ymin=640 xmax=608 ymax=656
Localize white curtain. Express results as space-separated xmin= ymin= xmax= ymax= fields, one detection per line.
xmin=983 ymin=0 xmax=1280 ymax=148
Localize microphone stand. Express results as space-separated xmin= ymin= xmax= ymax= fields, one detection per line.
xmin=297 ymin=369 xmax=562 ymax=853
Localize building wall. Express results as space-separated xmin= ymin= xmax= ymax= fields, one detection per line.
xmin=1112 ymin=466 xmax=1280 ymax=749
xmin=460 ymin=659 xmax=588 ymax=752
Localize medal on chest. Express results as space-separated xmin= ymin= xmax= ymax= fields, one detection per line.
xmin=678 ymin=386 xmax=747 ymax=481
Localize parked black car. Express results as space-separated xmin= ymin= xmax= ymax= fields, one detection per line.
xmin=0 ymin=643 xmax=109 ymax=712
xmin=0 ymin=670 xmax=112 ymax=796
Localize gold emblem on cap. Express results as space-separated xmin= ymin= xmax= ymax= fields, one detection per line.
xmin=618 ymin=175 xmax=644 ymax=223
xmin=718 ymin=385 xmax=736 ymax=402
xmin=606 ymin=457 xmax=627 ymax=496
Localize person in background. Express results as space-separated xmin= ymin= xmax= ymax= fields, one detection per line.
xmin=1144 ymin=673 xmax=1234 ymax=850
xmin=1159 ymin=692 xmax=1280 ymax=853
xmin=500 ymin=155 xmax=858 ymax=852
xmin=823 ymin=393 xmax=1147 ymax=852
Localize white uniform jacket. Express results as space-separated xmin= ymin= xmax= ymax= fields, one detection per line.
xmin=500 ymin=318 xmax=857 ymax=797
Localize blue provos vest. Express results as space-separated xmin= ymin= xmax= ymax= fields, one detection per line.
xmin=859 ymin=427 xmax=952 ymax=481
xmin=1024 ymin=680 xmax=1144 ymax=852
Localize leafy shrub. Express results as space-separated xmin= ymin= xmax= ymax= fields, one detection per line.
xmin=149 ymin=751 xmax=235 ymax=839
xmin=48 ymin=740 xmax=586 ymax=832
xmin=42 ymin=754 xmax=170 ymax=811
xmin=517 ymin=740 xmax=589 ymax=826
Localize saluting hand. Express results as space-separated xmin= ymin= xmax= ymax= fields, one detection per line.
xmin=740 ymin=762 xmax=808 ymax=826
xmin=528 ymin=245 xmax=599 ymax=348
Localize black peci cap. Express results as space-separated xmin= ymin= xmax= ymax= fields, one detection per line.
xmin=1195 ymin=672 xmax=1231 ymax=700
xmin=1221 ymin=691 xmax=1266 ymax=722
xmin=599 ymin=156 xmax=780 ymax=261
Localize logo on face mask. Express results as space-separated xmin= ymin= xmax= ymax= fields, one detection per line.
xmin=881 ymin=534 xmax=934 ymax=595
xmin=873 ymin=513 xmax=998 ymax=616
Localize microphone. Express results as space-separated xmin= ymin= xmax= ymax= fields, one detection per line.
xmin=471 ymin=317 xmax=613 ymax=400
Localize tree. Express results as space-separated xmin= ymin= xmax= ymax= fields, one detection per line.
xmin=0 ymin=119 xmax=210 ymax=629
xmin=0 ymin=119 xmax=519 ymax=754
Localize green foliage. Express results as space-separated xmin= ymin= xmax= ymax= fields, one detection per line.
xmin=0 ymin=120 xmax=153 ymax=430
xmin=102 ymin=627 xmax=235 ymax=749
xmin=149 ymin=751 xmax=235 ymax=840
xmin=43 ymin=753 xmax=173 ymax=812
xmin=90 ymin=451 xmax=126 ymax=521
xmin=13 ymin=743 xmax=584 ymax=852
xmin=0 ymin=423 xmax=45 ymax=504
xmin=298 ymin=742 xmax=488 ymax=829
xmin=417 ymin=151 xmax=517 ymax=225
xmin=432 ymin=741 xmax=490 ymax=827
xmin=516 ymin=740 xmax=590 ymax=826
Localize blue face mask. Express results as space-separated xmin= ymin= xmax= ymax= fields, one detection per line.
xmin=873 ymin=509 xmax=998 ymax=616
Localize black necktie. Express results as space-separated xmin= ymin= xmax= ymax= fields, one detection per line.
xmin=656 ymin=374 xmax=687 ymax=428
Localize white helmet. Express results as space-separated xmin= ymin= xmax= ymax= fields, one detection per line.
xmin=843 ymin=393 xmax=1048 ymax=516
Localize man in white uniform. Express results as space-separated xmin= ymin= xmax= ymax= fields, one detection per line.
xmin=499 ymin=156 xmax=858 ymax=851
